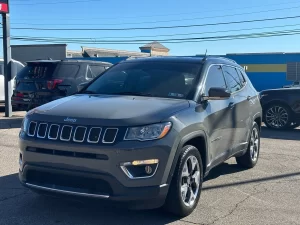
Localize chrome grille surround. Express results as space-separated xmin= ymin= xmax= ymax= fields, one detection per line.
xmin=37 ymin=123 xmax=48 ymax=139
xmin=28 ymin=121 xmax=37 ymax=137
xmin=73 ymin=126 xmax=87 ymax=143
xmin=60 ymin=125 xmax=73 ymax=141
xmin=48 ymin=124 xmax=60 ymax=140
xmin=87 ymin=127 xmax=102 ymax=143
xmin=102 ymin=128 xmax=118 ymax=144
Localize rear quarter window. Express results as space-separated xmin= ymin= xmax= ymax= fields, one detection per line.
xmin=54 ymin=64 xmax=80 ymax=78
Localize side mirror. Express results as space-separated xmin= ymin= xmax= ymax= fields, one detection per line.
xmin=77 ymin=82 xmax=89 ymax=92
xmin=203 ymin=87 xmax=231 ymax=100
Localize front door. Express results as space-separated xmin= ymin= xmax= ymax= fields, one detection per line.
xmin=202 ymin=65 xmax=235 ymax=166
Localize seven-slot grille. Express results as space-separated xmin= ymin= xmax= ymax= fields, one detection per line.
xmin=27 ymin=121 xmax=118 ymax=144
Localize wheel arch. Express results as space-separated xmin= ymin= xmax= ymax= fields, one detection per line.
xmin=166 ymin=130 xmax=208 ymax=184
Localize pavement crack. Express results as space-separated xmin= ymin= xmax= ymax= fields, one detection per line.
xmin=0 ymin=191 xmax=29 ymax=203
xmin=180 ymin=220 xmax=206 ymax=225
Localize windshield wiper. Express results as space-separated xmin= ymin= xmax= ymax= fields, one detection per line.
xmin=116 ymin=91 xmax=154 ymax=97
xmin=80 ymin=90 xmax=98 ymax=94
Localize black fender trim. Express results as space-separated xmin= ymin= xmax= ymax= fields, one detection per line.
xmin=163 ymin=130 xmax=208 ymax=185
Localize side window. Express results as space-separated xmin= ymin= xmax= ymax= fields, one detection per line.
xmin=86 ymin=65 xmax=106 ymax=79
xmin=222 ymin=66 xmax=242 ymax=93
xmin=55 ymin=64 xmax=80 ymax=78
xmin=236 ymin=68 xmax=246 ymax=86
xmin=204 ymin=65 xmax=227 ymax=96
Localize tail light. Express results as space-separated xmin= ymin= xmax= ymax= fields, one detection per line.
xmin=47 ymin=79 xmax=63 ymax=90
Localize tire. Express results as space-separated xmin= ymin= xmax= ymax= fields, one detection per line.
xmin=236 ymin=122 xmax=260 ymax=168
xmin=263 ymin=103 xmax=292 ymax=130
xmin=163 ymin=145 xmax=203 ymax=217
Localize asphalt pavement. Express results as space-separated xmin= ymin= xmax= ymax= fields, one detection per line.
xmin=0 ymin=112 xmax=300 ymax=225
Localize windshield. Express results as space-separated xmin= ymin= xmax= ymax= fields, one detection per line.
xmin=83 ymin=61 xmax=202 ymax=99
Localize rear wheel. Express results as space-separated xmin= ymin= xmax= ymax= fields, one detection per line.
xmin=163 ymin=145 xmax=203 ymax=217
xmin=236 ymin=122 xmax=260 ymax=168
xmin=264 ymin=103 xmax=292 ymax=130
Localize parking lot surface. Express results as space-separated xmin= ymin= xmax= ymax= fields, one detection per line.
xmin=0 ymin=115 xmax=300 ymax=224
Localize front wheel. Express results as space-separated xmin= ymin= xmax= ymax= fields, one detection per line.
xmin=163 ymin=145 xmax=203 ymax=217
xmin=236 ymin=122 xmax=260 ymax=168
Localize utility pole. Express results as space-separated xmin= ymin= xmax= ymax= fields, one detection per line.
xmin=1 ymin=0 xmax=11 ymax=117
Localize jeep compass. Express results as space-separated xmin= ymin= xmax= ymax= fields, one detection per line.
xmin=18 ymin=56 xmax=262 ymax=216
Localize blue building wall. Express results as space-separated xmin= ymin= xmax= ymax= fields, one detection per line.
xmin=71 ymin=52 xmax=300 ymax=92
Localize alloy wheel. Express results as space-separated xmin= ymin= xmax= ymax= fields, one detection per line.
xmin=180 ymin=155 xmax=201 ymax=207
xmin=250 ymin=127 xmax=259 ymax=161
xmin=266 ymin=106 xmax=288 ymax=128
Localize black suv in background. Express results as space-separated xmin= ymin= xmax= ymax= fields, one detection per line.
xmin=19 ymin=57 xmax=262 ymax=217
xmin=11 ymin=59 xmax=112 ymax=110
xmin=260 ymin=87 xmax=300 ymax=129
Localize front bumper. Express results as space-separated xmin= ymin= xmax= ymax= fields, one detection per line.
xmin=18 ymin=129 xmax=177 ymax=204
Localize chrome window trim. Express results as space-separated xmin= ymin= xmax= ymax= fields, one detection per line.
xmin=102 ymin=128 xmax=118 ymax=144
xmin=87 ymin=127 xmax=102 ymax=143
xmin=27 ymin=121 xmax=37 ymax=137
xmin=37 ymin=123 xmax=48 ymax=139
xmin=60 ymin=125 xmax=73 ymax=141
xmin=48 ymin=124 xmax=60 ymax=140
xmin=73 ymin=126 xmax=87 ymax=143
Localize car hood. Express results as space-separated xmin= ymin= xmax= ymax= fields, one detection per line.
xmin=30 ymin=94 xmax=190 ymax=126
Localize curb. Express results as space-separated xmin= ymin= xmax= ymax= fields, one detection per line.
xmin=0 ymin=117 xmax=24 ymax=129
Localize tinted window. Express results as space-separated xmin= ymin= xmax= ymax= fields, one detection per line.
xmin=17 ymin=62 xmax=58 ymax=79
xmin=84 ymin=61 xmax=202 ymax=99
xmin=55 ymin=64 xmax=80 ymax=78
xmin=204 ymin=65 xmax=227 ymax=96
xmin=236 ymin=68 xmax=246 ymax=85
xmin=222 ymin=66 xmax=242 ymax=92
xmin=86 ymin=65 xmax=105 ymax=79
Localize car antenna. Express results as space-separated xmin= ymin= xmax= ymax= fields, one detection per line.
xmin=202 ymin=49 xmax=208 ymax=61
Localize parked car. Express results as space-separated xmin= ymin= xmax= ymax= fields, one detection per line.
xmin=0 ymin=59 xmax=25 ymax=104
xmin=18 ymin=56 xmax=262 ymax=217
xmin=11 ymin=59 xmax=112 ymax=110
xmin=282 ymin=81 xmax=300 ymax=88
xmin=260 ymin=87 xmax=300 ymax=129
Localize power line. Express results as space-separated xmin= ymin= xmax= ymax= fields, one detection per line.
xmin=10 ymin=5 xmax=300 ymax=26
xmin=12 ymin=23 xmax=300 ymax=40
xmin=10 ymin=15 xmax=300 ymax=31
xmin=10 ymin=0 xmax=300 ymax=20
xmin=8 ymin=29 xmax=300 ymax=44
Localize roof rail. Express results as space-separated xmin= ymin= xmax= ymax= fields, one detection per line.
xmin=216 ymin=57 xmax=237 ymax=64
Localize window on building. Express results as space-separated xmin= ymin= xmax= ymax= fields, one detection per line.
xmin=222 ymin=66 xmax=242 ymax=93
xmin=204 ymin=65 xmax=227 ymax=96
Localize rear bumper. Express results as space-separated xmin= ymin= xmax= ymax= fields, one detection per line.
xmin=11 ymin=96 xmax=62 ymax=108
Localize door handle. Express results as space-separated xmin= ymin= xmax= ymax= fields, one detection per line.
xmin=228 ymin=102 xmax=235 ymax=109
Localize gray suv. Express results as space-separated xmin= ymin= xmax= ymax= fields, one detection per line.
xmin=18 ymin=56 xmax=262 ymax=217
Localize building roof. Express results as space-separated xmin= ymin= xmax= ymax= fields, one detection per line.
xmin=82 ymin=46 xmax=150 ymax=57
xmin=11 ymin=44 xmax=67 ymax=48
xmin=139 ymin=41 xmax=169 ymax=50
xmin=67 ymin=50 xmax=83 ymax=57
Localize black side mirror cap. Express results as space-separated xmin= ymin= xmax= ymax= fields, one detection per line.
xmin=203 ymin=87 xmax=231 ymax=101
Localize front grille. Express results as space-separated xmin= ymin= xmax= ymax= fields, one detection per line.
xmin=26 ymin=170 xmax=113 ymax=195
xmin=60 ymin=125 xmax=73 ymax=141
xmin=29 ymin=121 xmax=119 ymax=144
xmin=28 ymin=122 xmax=37 ymax=136
xmin=102 ymin=128 xmax=118 ymax=143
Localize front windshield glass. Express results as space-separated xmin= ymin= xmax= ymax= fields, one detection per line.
xmin=83 ymin=61 xmax=202 ymax=99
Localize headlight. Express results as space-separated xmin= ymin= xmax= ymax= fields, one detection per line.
xmin=124 ymin=122 xmax=172 ymax=141
xmin=21 ymin=116 xmax=29 ymax=133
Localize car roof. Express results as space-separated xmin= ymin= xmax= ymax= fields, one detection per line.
xmin=120 ymin=56 xmax=240 ymax=67
xmin=26 ymin=59 xmax=112 ymax=65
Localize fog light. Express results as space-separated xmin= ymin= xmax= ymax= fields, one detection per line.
xmin=120 ymin=159 xmax=159 ymax=179
xmin=145 ymin=165 xmax=153 ymax=174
